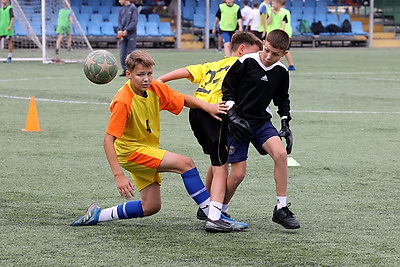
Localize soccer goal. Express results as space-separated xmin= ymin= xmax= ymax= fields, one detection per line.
xmin=1 ymin=0 xmax=92 ymax=63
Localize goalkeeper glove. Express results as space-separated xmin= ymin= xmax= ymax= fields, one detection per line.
xmin=278 ymin=118 xmax=293 ymax=154
xmin=227 ymin=105 xmax=253 ymax=141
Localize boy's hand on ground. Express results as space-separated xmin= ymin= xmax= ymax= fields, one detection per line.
xmin=115 ymin=174 xmax=135 ymax=200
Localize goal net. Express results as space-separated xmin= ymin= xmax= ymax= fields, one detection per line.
xmin=1 ymin=0 xmax=92 ymax=63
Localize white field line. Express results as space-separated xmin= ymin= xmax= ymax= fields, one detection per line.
xmin=1 ymin=94 xmax=400 ymax=114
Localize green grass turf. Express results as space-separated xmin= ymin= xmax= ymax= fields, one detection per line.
xmin=1 ymin=47 xmax=400 ymax=266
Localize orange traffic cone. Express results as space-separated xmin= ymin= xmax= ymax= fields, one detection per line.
xmin=22 ymin=96 xmax=43 ymax=132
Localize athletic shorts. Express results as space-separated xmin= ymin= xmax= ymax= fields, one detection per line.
xmin=227 ymin=120 xmax=279 ymax=163
xmin=56 ymin=25 xmax=71 ymax=35
xmin=220 ymin=31 xmax=235 ymax=44
xmin=118 ymin=145 xmax=166 ymax=191
xmin=189 ymin=108 xmax=228 ymax=166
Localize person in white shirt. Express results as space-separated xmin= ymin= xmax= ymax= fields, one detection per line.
xmin=248 ymin=1 xmax=261 ymax=39
xmin=241 ymin=0 xmax=252 ymax=31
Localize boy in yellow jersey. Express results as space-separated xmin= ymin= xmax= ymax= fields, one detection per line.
xmin=158 ymin=32 xmax=262 ymax=232
xmin=71 ymin=51 xmax=229 ymax=231
xmin=267 ymin=0 xmax=296 ymax=70
xmin=0 ymin=0 xmax=14 ymax=63
xmin=212 ymin=0 xmax=243 ymax=57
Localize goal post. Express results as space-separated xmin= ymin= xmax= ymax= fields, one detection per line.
xmin=1 ymin=0 xmax=92 ymax=63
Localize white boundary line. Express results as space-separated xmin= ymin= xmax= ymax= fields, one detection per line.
xmin=1 ymin=94 xmax=400 ymax=114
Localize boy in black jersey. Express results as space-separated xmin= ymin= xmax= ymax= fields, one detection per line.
xmin=222 ymin=29 xmax=300 ymax=229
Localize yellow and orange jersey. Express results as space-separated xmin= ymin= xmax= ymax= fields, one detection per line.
xmin=106 ymin=80 xmax=184 ymax=157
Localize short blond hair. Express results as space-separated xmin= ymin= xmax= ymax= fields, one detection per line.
xmin=125 ymin=50 xmax=156 ymax=71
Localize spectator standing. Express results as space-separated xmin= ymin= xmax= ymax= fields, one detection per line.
xmin=248 ymin=1 xmax=261 ymax=39
xmin=118 ymin=0 xmax=138 ymax=77
xmin=241 ymin=0 xmax=252 ymax=31
xmin=0 ymin=0 xmax=14 ymax=63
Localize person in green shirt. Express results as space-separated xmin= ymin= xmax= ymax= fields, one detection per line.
xmin=212 ymin=0 xmax=243 ymax=57
xmin=55 ymin=4 xmax=73 ymax=55
xmin=267 ymin=0 xmax=296 ymax=70
xmin=0 ymin=0 xmax=14 ymax=63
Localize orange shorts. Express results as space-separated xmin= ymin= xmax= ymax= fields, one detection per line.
xmin=119 ymin=145 xmax=166 ymax=191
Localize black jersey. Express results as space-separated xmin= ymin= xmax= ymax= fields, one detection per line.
xmin=222 ymin=52 xmax=291 ymax=128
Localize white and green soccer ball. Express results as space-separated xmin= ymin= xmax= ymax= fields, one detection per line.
xmin=84 ymin=50 xmax=118 ymax=85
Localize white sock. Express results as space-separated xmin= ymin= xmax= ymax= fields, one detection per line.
xmin=208 ymin=201 xmax=222 ymax=221
xmin=98 ymin=206 xmax=119 ymax=222
xmin=222 ymin=204 xmax=229 ymax=214
xmin=199 ymin=197 xmax=210 ymax=216
xmin=277 ymin=196 xmax=287 ymax=210
xmin=8 ymin=53 xmax=12 ymax=58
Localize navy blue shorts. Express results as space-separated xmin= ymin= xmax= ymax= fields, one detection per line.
xmin=227 ymin=120 xmax=279 ymax=163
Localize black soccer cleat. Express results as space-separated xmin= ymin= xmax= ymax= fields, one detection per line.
xmin=272 ymin=203 xmax=300 ymax=229
xmin=205 ymin=218 xmax=233 ymax=233
xmin=197 ymin=207 xmax=231 ymax=221
xmin=197 ymin=207 xmax=207 ymax=220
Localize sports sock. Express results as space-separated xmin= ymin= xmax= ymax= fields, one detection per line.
xmin=208 ymin=201 xmax=222 ymax=221
xmin=222 ymin=204 xmax=229 ymax=214
xmin=8 ymin=53 xmax=12 ymax=58
xmin=181 ymin=167 xmax=210 ymax=207
xmin=277 ymin=196 xmax=287 ymax=210
xmin=98 ymin=201 xmax=144 ymax=222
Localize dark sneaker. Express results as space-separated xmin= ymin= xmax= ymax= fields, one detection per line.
xmin=119 ymin=71 xmax=126 ymax=77
xmin=288 ymin=65 xmax=296 ymax=71
xmin=197 ymin=207 xmax=207 ymax=220
xmin=205 ymin=218 xmax=233 ymax=233
xmin=70 ymin=204 xmax=101 ymax=226
xmin=197 ymin=207 xmax=231 ymax=221
xmin=272 ymin=203 xmax=300 ymax=229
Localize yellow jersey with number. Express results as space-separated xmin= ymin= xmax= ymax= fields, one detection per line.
xmin=106 ymin=80 xmax=184 ymax=158
xmin=186 ymin=57 xmax=238 ymax=104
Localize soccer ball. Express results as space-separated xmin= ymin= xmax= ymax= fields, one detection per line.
xmin=83 ymin=50 xmax=118 ymax=84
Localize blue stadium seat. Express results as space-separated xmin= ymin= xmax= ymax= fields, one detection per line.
xmin=109 ymin=13 xmax=118 ymax=27
xmin=193 ymin=13 xmax=205 ymax=28
xmin=102 ymin=22 xmax=115 ymax=36
xmin=137 ymin=22 xmax=146 ymax=37
xmin=77 ymin=13 xmax=90 ymax=26
xmin=98 ymin=6 xmax=110 ymax=21
xmin=304 ymin=0 xmax=316 ymax=8
xmin=111 ymin=6 xmax=120 ymax=16
xmin=146 ymin=22 xmax=161 ymax=37
xmin=91 ymin=14 xmax=103 ymax=24
xmin=351 ymin=21 xmax=366 ymax=35
xmin=73 ymin=21 xmax=88 ymax=35
xmin=100 ymin=0 xmax=113 ymax=8
xmin=339 ymin=13 xmax=351 ymax=24
xmin=14 ymin=21 xmax=25 ymax=36
xmin=88 ymin=0 xmax=100 ymax=13
xmin=138 ymin=14 xmax=147 ymax=24
xmin=80 ymin=6 xmax=93 ymax=16
xmin=314 ymin=13 xmax=327 ymax=24
xmin=148 ymin=14 xmax=160 ymax=26
xmin=182 ymin=4 xmax=195 ymax=21
xmin=326 ymin=13 xmax=339 ymax=26
xmin=159 ymin=22 xmax=174 ymax=37
xmin=88 ymin=23 xmax=102 ymax=35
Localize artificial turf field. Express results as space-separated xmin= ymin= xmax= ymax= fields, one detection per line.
xmin=1 ymin=47 xmax=399 ymax=266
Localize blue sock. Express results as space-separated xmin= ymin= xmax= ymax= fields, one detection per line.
xmin=181 ymin=168 xmax=210 ymax=205
xmin=117 ymin=200 xmax=144 ymax=219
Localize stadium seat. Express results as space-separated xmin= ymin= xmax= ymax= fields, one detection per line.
xmin=88 ymin=0 xmax=100 ymax=13
xmin=339 ymin=13 xmax=351 ymax=24
xmin=77 ymin=13 xmax=90 ymax=26
xmin=100 ymin=0 xmax=113 ymax=8
xmin=146 ymin=22 xmax=161 ymax=37
xmin=109 ymin=13 xmax=118 ymax=27
xmin=80 ymin=6 xmax=93 ymax=16
xmin=351 ymin=21 xmax=366 ymax=35
xmin=304 ymin=0 xmax=316 ymax=8
xmin=91 ymin=14 xmax=103 ymax=24
xmin=182 ymin=5 xmax=195 ymax=21
xmin=326 ymin=13 xmax=339 ymax=26
xmin=14 ymin=21 xmax=25 ymax=36
xmin=193 ymin=13 xmax=205 ymax=28
xmin=137 ymin=23 xmax=146 ymax=37
xmin=148 ymin=14 xmax=160 ymax=26
xmin=138 ymin=14 xmax=147 ymax=24
xmin=88 ymin=24 xmax=102 ymax=36
xmin=314 ymin=13 xmax=327 ymax=25
xmin=98 ymin=6 xmax=110 ymax=21
xmin=102 ymin=22 xmax=115 ymax=36
xmin=159 ymin=22 xmax=175 ymax=37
